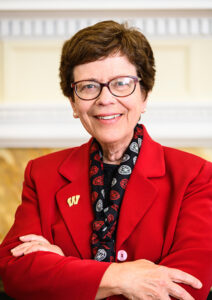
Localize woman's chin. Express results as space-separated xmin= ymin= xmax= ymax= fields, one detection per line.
xmin=94 ymin=131 xmax=133 ymax=149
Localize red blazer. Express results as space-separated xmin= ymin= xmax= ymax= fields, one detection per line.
xmin=0 ymin=126 xmax=212 ymax=300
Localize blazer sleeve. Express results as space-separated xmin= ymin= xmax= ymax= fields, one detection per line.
xmin=0 ymin=161 xmax=110 ymax=300
xmin=159 ymin=160 xmax=212 ymax=300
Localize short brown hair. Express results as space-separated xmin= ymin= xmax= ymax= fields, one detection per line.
xmin=59 ymin=20 xmax=155 ymax=99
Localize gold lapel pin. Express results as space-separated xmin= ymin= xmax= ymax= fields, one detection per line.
xmin=67 ymin=195 xmax=80 ymax=207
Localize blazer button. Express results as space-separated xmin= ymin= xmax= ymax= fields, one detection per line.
xmin=117 ymin=250 xmax=127 ymax=262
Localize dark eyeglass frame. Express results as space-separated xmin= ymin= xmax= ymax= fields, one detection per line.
xmin=70 ymin=75 xmax=142 ymax=101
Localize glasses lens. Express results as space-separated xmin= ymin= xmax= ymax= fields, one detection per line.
xmin=109 ymin=77 xmax=135 ymax=97
xmin=75 ymin=81 xmax=100 ymax=100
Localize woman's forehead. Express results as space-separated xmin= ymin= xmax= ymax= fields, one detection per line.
xmin=73 ymin=54 xmax=137 ymax=82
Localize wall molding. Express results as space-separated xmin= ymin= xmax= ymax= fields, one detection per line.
xmin=1 ymin=0 xmax=212 ymax=11
xmin=0 ymin=102 xmax=211 ymax=148
xmin=0 ymin=17 xmax=212 ymax=38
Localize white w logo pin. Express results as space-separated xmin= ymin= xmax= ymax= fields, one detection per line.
xmin=67 ymin=195 xmax=80 ymax=207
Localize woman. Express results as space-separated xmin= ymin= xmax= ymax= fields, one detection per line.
xmin=0 ymin=20 xmax=211 ymax=300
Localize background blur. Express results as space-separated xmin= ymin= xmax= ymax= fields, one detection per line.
xmin=0 ymin=0 xmax=212 ymax=243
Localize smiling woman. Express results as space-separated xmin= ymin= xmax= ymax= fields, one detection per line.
xmin=70 ymin=54 xmax=147 ymax=162
xmin=0 ymin=20 xmax=212 ymax=300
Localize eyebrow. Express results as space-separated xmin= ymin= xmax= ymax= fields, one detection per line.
xmin=84 ymin=78 xmax=98 ymax=81
xmin=75 ymin=75 xmax=132 ymax=83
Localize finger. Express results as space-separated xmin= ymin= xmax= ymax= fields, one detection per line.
xmin=13 ymin=235 xmax=49 ymax=253
xmin=19 ymin=234 xmax=49 ymax=244
xmin=11 ymin=242 xmax=34 ymax=257
xmin=11 ymin=241 xmax=35 ymax=253
xmin=168 ymin=268 xmax=202 ymax=289
xmin=11 ymin=240 xmax=65 ymax=257
xmin=12 ymin=241 xmax=42 ymax=254
xmin=23 ymin=244 xmax=64 ymax=256
xmin=12 ymin=240 xmax=44 ymax=251
xmin=168 ymin=282 xmax=195 ymax=300
xmin=11 ymin=248 xmax=25 ymax=257
xmin=11 ymin=241 xmax=45 ymax=256
xmin=24 ymin=244 xmax=51 ymax=255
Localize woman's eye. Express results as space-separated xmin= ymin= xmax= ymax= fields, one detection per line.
xmin=117 ymin=80 xmax=125 ymax=85
xmin=82 ymin=84 xmax=93 ymax=89
xmin=86 ymin=84 xmax=95 ymax=89
xmin=117 ymin=81 xmax=125 ymax=86
xmin=113 ymin=80 xmax=129 ymax=89
xmin=80 ymin=83 xmax=98 ymax=92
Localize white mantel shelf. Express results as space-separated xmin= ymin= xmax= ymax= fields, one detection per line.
xmin=0 ymin=0 xmax=212 ymax=11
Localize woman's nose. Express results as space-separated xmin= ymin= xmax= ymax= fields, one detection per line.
xmin=96 ymin=86 xmax=116 ymax=105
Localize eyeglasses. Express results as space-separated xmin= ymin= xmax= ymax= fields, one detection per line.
xmin=70 ymin=76 xmax=142 ymax=101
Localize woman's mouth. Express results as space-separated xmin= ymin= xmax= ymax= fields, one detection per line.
xmin=96 ymin=114 xmax=122 ymax=120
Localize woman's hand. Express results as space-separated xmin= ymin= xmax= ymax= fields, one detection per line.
xmin=96 ymin=259 xmax=202 ymax=300
xmin=11 ymin=234 xmax=65 ymax=257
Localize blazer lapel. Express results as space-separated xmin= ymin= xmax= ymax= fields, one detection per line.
xmin=116 ymin=126 xmax=166 ymax=250
xmin=56 ymin=140 xmax=94 ymax=259
xmin=116 ymin=173 xmax=158 ymax=251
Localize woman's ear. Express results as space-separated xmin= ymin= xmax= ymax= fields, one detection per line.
xmin=142 ymin=92 xmax=149 ymax=113
xmin=69 ymin=97 xmax=79 ymax=118
xmin=73 ymin=112 xmax=79 ymax=118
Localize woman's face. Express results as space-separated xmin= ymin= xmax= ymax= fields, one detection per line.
xmin=70 ymin=53 xmax=147 ymax=148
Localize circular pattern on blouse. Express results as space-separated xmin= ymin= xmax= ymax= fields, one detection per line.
xmin=93 ymin=175 xmax=104 ymax=185
xmin=120 ymin=178 xmax=128 ymax=189
xmin=138 ymin=137 xmax=142 ymax=148
xmin=107 ymin=214 xmax=114 ymax=223
xmin=110 ymin=190 xmax=120 ymax=200
xmin=95 ymin=248 xmax=107 ymax=261
xmin=101 ymin=189 xmax=105 ymax=198
xmin=96 ymin=199 xmax=103 ymax=212
xmin=130 ymin=142 xmax=139 ymax=153
xmin=118 ymin=165 xmax=132 ymax=175
xmin=111 ymin=178 xmax=117 ymax=186
xmin=92 ymin=191 xmax=98 ymax=203
xmin=133 ymin=156 xmax=137 ymax=165
xmin=90 ymin=165 xmax=99 ymax=176
xmin=122 ymin=154 xmax=130 ymax=162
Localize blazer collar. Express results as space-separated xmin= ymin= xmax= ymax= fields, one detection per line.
xmin=136 ymin=125 xmax=165 ymax=178
xmin=58 ymin=138 xmax=92 ymax=182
